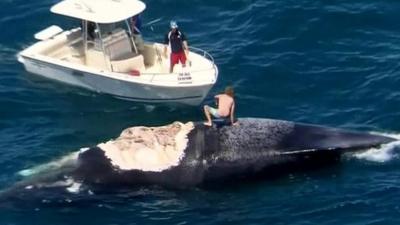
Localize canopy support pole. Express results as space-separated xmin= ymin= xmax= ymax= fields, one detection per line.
xmin=82 ymin=20 xmax=88 ymax=64
xmin=126 ymin=19 xmax=138 ymax=54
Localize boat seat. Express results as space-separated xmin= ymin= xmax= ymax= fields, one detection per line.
xmin=66 ymin=28 xmax=82 ymax=43
xmin=41 ymin=34 xmax=69 ymax=55
xmin=103 ymin=29 xmax=136 ymax=61
xmin=86 ymin=49 xmax=108 ymax=70
xmin=142 ymin=44 xmax=156 ymax=66
xmin=111 ymin=54 xmax=145 ymax=73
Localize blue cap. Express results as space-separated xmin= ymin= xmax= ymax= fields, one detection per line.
xmin=170 ymin=20 xmax=178 ymax=29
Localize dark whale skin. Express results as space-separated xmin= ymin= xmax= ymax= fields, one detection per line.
xmin=74 ymin=118 xmax=396 ymax=187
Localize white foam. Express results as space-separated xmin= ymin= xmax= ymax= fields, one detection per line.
xmin=66 ymin=181 xmax=82 ymax=194
xmin=99 ymin=122 xmax=194 ymax=172
xmin=38 ymin=177 xmax=74 ymax=188
xmin=29 ymin=177 xmax=82 ymax=194
xmin=353 ymin=140 xmax=400 ymax=163
xmin=18 ymin=152 xmax=80 ymax=177
xmin=370 ymin=132 xmax=400 ymax=140
xmin=79 ymin=147 xmax=90 ymax=153
xmin=144 ymin=105 xmax=156 ymax=112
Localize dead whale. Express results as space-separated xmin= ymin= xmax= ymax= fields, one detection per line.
xmin=8 ymin=117 xmax=396 ymax=193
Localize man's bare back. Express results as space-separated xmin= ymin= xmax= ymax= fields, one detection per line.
xmin=203 ymin=86 xmax=237 ymax=126
xmin=215 ymin=94 xmax=233 ymax=117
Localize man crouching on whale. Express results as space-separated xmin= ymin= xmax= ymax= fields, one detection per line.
xmin=203 ymin=86 xmax=238 ymax=126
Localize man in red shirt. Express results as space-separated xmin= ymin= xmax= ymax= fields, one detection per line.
xmin=163 ymin=21 xmax=189 ymax=73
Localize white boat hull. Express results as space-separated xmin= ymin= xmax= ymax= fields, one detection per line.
xmin=20 ymin=56 xmax=214 ymax=106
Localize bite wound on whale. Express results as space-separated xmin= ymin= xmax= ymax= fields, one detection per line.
xmin=98 ymin=122 xmax=194 ymax=172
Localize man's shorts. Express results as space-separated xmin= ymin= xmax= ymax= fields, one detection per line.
xmin=206 ymin=105 xmax=221 ymax=118
xmin=170 ymin=51 xmax=187 ymax=67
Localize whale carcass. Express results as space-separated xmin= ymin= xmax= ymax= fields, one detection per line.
xmin=10 ymin=117 xmax=395 ymax=192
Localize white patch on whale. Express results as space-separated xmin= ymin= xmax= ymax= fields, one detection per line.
xmin=98 ymin=122 xmax=194 ymax=172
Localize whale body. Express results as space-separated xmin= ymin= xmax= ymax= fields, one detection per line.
xmin=4 ymin=118 xmax=397 ymax=195
xmin=71 ymin=118 xmax=395 ymax=188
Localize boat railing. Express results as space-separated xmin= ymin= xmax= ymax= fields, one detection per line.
xmin=188 ymin=46 xmax=215 ymax=65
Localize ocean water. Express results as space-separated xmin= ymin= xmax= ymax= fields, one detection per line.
xmin=1 ymin=0 xmax=400 ymax=224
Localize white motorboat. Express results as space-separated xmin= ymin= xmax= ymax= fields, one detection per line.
xmin=18 ymin=0 xmax=218 ymax=105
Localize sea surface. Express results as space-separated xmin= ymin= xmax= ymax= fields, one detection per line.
xmin=1 ymin=0 xmax=400 ymax=224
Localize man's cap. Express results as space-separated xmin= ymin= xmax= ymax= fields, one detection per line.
xmin=170 ymin=20 xmax=178 ymax=29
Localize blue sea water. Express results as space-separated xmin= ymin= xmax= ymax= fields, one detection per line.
xmin=1 ymin=0 xmax=400 ymax=224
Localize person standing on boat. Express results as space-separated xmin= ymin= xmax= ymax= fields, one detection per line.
xmin=163 ymin=21 xmax=189 ymax=73
xmin=87 ymin=21 xmax=96 ymax=40
xmin=130 ymin=15 xmax=144 ymax=53
xmin=203 ymin=86 xmax=237 ymax=127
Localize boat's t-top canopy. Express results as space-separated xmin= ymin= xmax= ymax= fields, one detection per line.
xmin=50 ymin=0 xmax=146 ymax=23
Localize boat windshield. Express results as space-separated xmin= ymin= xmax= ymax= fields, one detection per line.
xmin=98 ymin=21 xmax=128 ymax=37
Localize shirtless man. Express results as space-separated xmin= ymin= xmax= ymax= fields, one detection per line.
xmin=203 ymin=86 xmax=237 ymax=126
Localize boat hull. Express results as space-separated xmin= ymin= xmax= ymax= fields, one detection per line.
xmin=20 ymin=56 xmax=214 ymax=105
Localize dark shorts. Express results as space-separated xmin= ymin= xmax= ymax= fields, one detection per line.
xmin=170 ymin=51 xmax=186 ymax=67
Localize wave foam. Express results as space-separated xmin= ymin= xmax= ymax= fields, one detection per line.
xmin=18 ymin=151 xmax=80 ymax=177
xmin=353 ymin=140 xmax=400 ymax=163
xmin=66 ymin=181 xmax=82 ymax=194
